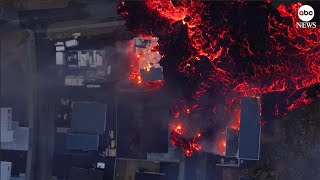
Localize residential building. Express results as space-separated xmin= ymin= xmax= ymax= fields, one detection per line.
xmin=238 ymin=97 xmax=261 ymax=160
xmin=71 ymin=102 xmax=107 ymax=135
xmin=0 ymin=107 xmax=29 ymax=151
xmin=1 ymin=161 xmax=12 ymax=180
xmin=133 ymin=37 xmax=163 ymax=83
xmin=219 ymin=97 xmax=261 ymax=167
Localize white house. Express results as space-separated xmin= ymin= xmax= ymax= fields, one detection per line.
xmin=1 ymin=161 xmax=12 ymax=180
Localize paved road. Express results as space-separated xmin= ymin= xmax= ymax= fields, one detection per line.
xmin=30 ymin=37 xmax=59 ymax=180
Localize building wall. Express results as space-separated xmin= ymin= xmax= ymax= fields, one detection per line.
xmin=0 ymin=107 xmax=14 ymax=142
xmin=1 ymin=161 xmax=12 ymax=180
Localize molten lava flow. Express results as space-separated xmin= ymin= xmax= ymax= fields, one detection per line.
xmin=287 ymin=91 xmax=313 ymax=111
xmin=170 ymin=124 xmax=202 ymax=156
xmin=173 ymin=123 xmax=184 ymax=135
xmin=142 ymin=80 xmax=165 ymax=91
xmin=120 ymin=1 xmax=320 ymax=156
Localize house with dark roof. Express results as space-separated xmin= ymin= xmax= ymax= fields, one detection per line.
xmin=63 ymin=102 xmax=107 ymax=152
xmin=222 ymin=97 xmax=261 ymax=166
xmin=71 ymin=102 xmax=107 ymax=135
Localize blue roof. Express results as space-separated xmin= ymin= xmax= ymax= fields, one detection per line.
xmin=71 ymin=102 xmax=106 ymax=134
xmin=66 ymin=133 xmax=99 ymax=151
xmin=238 ymin=97 xmax=261 ymax=160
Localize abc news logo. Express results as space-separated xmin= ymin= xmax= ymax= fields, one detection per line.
xmin=296 ymin=5 xmax=316 ymax=28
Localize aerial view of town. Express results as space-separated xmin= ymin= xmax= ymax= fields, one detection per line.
xmin=0 ymin=0 xmax=319 ymax=180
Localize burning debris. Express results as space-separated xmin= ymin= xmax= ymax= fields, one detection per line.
xmin=128 ymin=36 xmax=165 ymax=91
xmin=171 ymin=123 xmax=202 ymax=156
xmin=119 ymin=1 xmax=320 ymax=156
xmin=131 ymin=37 xmax=163 ymax=84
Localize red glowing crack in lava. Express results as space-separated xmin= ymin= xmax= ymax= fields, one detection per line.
xmin=119 ymin=1 xmax=320 ymax=156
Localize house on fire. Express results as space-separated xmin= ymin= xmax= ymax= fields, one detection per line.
xmin=219 ymin=97 xmax=261 ymax=166
xmin=133 ymin=37 xmax=163 ymax=83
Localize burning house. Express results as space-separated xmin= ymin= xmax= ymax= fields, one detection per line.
xmin=118 ymin=0 xmax=320 ymax=164
xmin=219 ymin=97 xmax=261 ymax=166
xmin=133 ymin=37 xmax=163 ymax=83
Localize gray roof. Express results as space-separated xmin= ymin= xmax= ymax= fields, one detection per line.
xmin=238 ymin=97 xmax=261 ymax=160
xmin=66 ymin=133 xmax=99 ymax=151
xmin=71 ymin=102 xmax=106 ymax=134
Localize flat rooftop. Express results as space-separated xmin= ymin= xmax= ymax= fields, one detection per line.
xmin=71 ymin=102 xmax=107 ymax=134
xmin=238 ymin=97 xmax=261 ymax=160
xmin=1 ymin=127 xmax=29 ymax=151
xmin=65 ymin=133 xmax=99 ymax=151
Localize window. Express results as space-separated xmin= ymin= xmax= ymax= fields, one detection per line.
xmin=8 ymin=109 xmax=11 ymax=113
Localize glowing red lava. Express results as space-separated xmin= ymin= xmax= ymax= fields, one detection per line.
xmin=119 ymin=1 xmax=320 ymax=156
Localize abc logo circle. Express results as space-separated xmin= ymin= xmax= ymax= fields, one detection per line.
xmin=298 ymin=5 xmax=314 ymax=22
